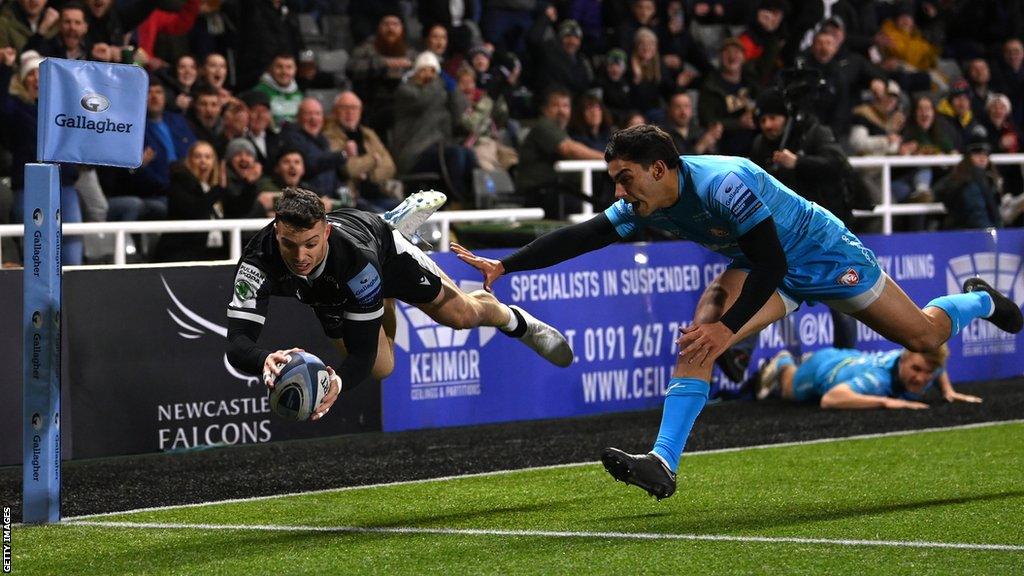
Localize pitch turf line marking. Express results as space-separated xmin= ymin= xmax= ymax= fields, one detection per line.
xmin=67 ymin=418 xmax=1024 ymax=521
xmin=63 ymin=520 xmax=1024 ymax=553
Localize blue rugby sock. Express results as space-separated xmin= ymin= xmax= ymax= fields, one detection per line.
xmin=651 ymin=377 xmax=710 ymax=472
xmin=926 ymin=292 xmax=994 ymax=338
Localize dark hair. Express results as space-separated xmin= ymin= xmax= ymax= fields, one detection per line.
xmin=604 ymin=124 xmax=681 ymax=169
xmin=542 ymin=86 xmax=572 ymax=108
xmin=274 ymin=147 xmax=305 ymax=165
xmin=569 ymin=93 xmax=612 ymax=135
xmin=276 ymin=187 xmax=325 ymax=229
xmin=61 ymin=1 xmax=87 ymax=16
xmin=193 ymin=84 xmax=221 ymax=100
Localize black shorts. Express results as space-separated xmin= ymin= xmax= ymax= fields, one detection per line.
xmin=381 ymin=230 xmax=444 ymax=304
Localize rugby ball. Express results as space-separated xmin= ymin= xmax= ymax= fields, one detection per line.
xmin=268 ymin=352 xmax=331 ymax=421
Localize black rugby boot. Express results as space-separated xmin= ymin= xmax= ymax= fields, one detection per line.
xmin=963 ymin=277 xmax=1023 ymax=334
xmin=601 ymin=447 xmax=677 ymax=500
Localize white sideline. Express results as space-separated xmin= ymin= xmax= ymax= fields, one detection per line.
xmin=65 ymin=419 xmax=1024 ymax=521
xmin=61 ymin=520 xmax=1024 ymax=552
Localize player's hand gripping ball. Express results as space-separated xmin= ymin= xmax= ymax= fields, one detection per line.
xmin=268 ymin=352 xmax=331 ymax=421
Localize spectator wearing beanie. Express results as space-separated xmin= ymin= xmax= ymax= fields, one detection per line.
xmin=393 ymin=51 xmax=477 ymax=205
xmin=934 ymin=125 xmax=1002 ymax=230
xmin=527 ymin=15 xmax=592 ymax=97
xmin=221 ymin=138 xmax=270 ymax=219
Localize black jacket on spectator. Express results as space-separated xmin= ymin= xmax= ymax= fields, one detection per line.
xmin=186 ymin=109 xmax=226 ymax=153
xmin=85 ymin=1 xmax=164 ymax=47
xmin=526 ymin=14 xmax=593 ymax=96
xmin=659 ymin=20 xmax=713 ymax=78
xmin=794 ymin=47 xmax=883 ymax=137
xmin=225 ymin=0 xmax=303 ymax=91
xmin=24 ymin=33 xmax=93 ymax=60
xmin=246 ymin=129 xmax=282 ymax=173
xmin=784 ymin=0 xmax=879 ymax=61
xmin=626 ymin=66 xmax=673 ymax=118
xmin=750 ymin=117 xmax=853 ymax=224
xmin=697 ymin=70 xmax=758 ymax=156
xmin=593 ymin=69 xmax=632 ymax=123
xmin=279 ymin=125 xmax=347 ymax=198
xmin=991 ymin=60 xmax=1024 ymax=128
xmin=155 ymin=163 xmax=229 ymax=262
xmin=935 ymin=164 xmax=1003 ymax=230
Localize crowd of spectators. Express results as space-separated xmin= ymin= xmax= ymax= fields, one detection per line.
xmin=3 ymin=0 xmax=1024 ymax=266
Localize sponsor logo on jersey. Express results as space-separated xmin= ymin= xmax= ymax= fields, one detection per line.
xmin=837 ymin=268 xmax=860 ymax=286
xmin=347 ymin=263 xmax=382 ymax=305
xmin=231 ymin=263 xmax=266 ymax=309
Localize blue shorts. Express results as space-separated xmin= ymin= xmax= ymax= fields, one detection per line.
xmin=730 ymin=232 xmax=884 ymax=314
xmin=790 ymin=348 xmax=851 ymax=402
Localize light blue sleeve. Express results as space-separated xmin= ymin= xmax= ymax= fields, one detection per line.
xmin=846 ymin=375 xmax=889 ymax=397
xmin=603 ymin=199 xmax=639 ymax=238
xmin=705 ymin=172 xmax=771 ymax=236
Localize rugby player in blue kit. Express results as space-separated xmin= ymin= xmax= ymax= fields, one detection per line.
xmin=453 ymin=124 xmax=1023 ymax=500
xmin=755 ymin=345 xmax=981 ymax=410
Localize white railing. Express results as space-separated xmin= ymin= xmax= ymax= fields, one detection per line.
xmin=556 ymin=153 xmax=1024 ymax=234
xmin=0 ymin=208 xmax=545 ymax=267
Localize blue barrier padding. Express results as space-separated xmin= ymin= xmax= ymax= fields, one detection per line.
xmin=23 ymin=163 xmax=62 ymax=523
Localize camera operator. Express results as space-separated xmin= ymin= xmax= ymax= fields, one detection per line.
xmin=750 ymin=86 xmax=853 ymax=225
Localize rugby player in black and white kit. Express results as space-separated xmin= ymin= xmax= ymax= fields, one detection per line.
xmin=226 ymin=187 xmax=574 ymax=420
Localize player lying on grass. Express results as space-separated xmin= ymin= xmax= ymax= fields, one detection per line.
xmin=225 ymin=187 xmax=573 ymax=420
xmin=453 ymin=124 xmax=1023 ymax=500
xmin=754 ymin=345 xmax=982 ymax=410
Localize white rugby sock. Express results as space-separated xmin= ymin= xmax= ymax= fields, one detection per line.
xmin=501 ymin=304 xmax=519 ymax=332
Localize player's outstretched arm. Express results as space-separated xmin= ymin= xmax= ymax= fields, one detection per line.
xmin=453 ymin=214 xmax=620 ymax=291
xmin=820 ymin=384 xmax=929 ymax=410
xmin=937 ymin=372 xmax=983 ymax=404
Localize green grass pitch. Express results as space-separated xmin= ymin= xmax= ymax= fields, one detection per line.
xmin=11 ymin=422 xmax=1024 ymax=575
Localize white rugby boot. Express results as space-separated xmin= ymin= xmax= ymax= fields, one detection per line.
xmin=507 ymin=305 xmax=574 ymax=367
xmin=382 ymin=190 xmax=448 ymax=238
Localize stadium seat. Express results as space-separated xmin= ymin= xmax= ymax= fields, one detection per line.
xmin=297 ymin=13 xmax=327 ymax=50
xmin=316 ymin=49 xmax=348 ymax=75
xmin=473 ymin=168 xmax=521 ymax=209
xmin=322 ymin=14 xmax=353 ymax=52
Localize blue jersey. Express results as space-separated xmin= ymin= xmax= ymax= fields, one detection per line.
xmin=604 ymin=155 xmax=882 ymax=308
xmin=791 ymin=348 xmax=938 ymax=402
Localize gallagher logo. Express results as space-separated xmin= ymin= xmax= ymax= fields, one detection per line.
xmin=946 ymin=252 xmax=1023 ymax=356
xmin=80 ymin=93 xmax=110 ymax=113
xmin=394 ymin=280 xmax=495 ymax=401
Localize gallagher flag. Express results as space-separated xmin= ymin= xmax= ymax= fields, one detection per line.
xmin=36 ymin=58 xmax=148 ymax=168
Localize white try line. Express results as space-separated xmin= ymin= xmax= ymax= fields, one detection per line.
xmin=67 ymin=418 xmax=1024 ymax=521
xmin=62 ymin=520 xmax=1024 ymax=553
